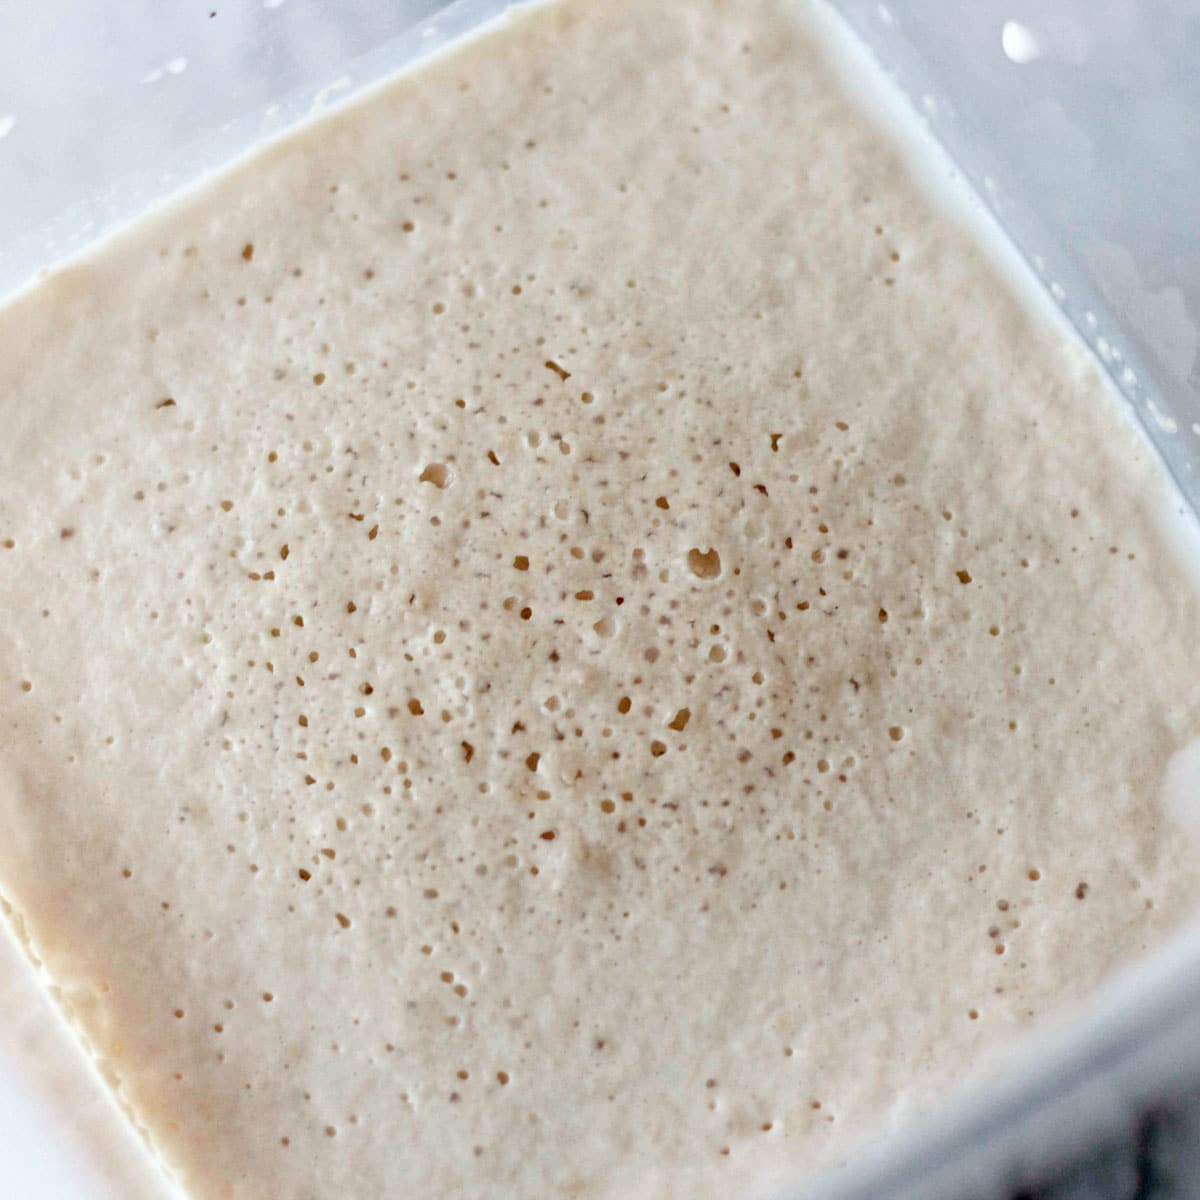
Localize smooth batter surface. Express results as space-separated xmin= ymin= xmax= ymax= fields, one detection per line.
xmin=1 ymin=2 xmax=1199 ymax=1197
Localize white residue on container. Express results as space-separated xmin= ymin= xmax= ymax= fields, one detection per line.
xmin=1146 ymin=399 xmax=1178 ymax=435
xmin=877 ymin=4 xmax=895 ymax=28
xmin=1001 ymin=20 xmax=1042 ymax=64
xmin=142 ymin=57 xmax=187 ymax=85
xmin=311 ymin=77 xmax=352 ymax=115
xmin=0 ymin=114 xmax=15 ymax=140
xmin=1162 ymin=739 xmax=1200 ymax=832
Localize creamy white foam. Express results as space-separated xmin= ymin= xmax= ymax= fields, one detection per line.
xmin=0 ymin=4 xmax=1198 ymax=1198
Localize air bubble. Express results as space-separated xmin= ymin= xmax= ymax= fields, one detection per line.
xmin=419 ymin=463 xmax=449 ymax=488
xmin=687 ymin=547 xmax=722 ymax=579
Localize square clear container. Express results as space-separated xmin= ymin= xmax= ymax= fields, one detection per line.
xmin=1 ymin=2 xmax=1198 ymax=1197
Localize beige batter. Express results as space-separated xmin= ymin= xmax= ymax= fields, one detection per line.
xmin=1 ymin=1 xmax=1199 ymax=1197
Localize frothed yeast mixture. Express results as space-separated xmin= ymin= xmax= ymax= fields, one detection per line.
xmin=1 ymin=1 xmax=1199 ymax=1197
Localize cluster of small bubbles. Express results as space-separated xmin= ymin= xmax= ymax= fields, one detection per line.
xmin=0 ymin=7 xmax=1186 ymax=1191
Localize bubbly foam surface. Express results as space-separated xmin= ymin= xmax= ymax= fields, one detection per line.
xmin=1 ymin=1 xmax=1199 ymax=1196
